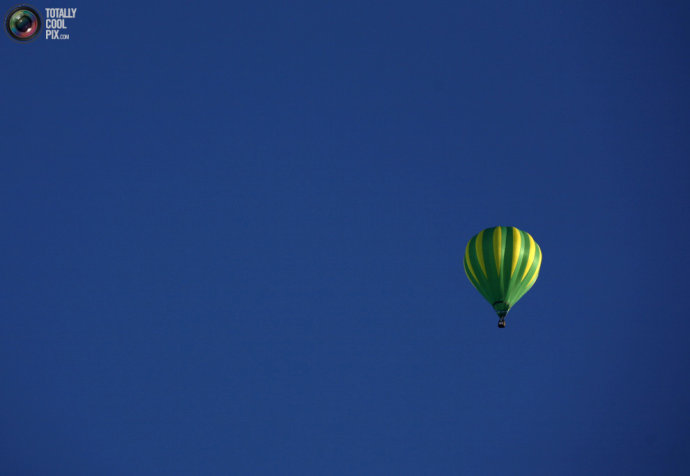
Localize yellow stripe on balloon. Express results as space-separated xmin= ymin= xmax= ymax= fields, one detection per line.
xmin=465 ymin=241 xmax=480 ymax=283
xmin=521 ymin=233 xmax=536 ymax=281
xmin=493 ymin=226 xmax=502 ymax=276
xmin=510 ymin=227 xmax=521 ymax=277
xmin=476 ymin=230 xmax=487 ymax=278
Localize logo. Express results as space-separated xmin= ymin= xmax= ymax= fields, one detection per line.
xmin=5 ymin=5 xmax=41 ymax=41
xmin=44 ymin=7 xmax=76 ymax=40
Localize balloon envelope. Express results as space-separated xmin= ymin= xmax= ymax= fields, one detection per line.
xmin=463 ymin=226 xmax=542 ymax=318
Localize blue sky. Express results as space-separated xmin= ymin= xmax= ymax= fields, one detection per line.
xmin=1 ymin=1 xmax=689 ymax=474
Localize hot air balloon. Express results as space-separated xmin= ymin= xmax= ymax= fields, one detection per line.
xmin=463 ymin=226 xmax=542 ymax=328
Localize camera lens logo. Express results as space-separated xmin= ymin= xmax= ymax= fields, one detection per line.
xmin=6 ymin=6 xmax=41 ymax=41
